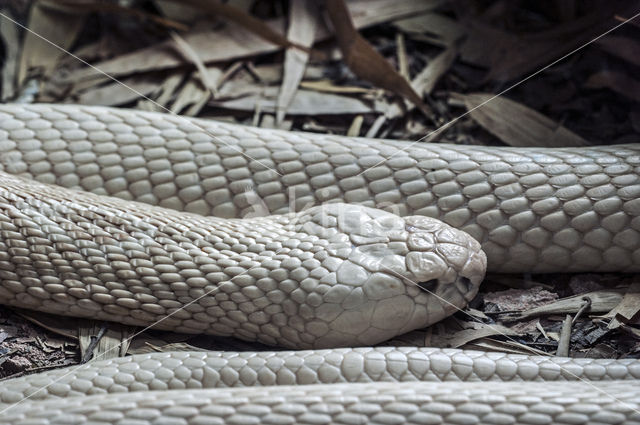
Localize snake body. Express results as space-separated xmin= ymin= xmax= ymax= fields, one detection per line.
xmin=0 ymin=104 xmax=639 ymax=423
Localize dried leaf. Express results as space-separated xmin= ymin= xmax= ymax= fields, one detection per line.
xmin=56 ymin=0 xmax=188 ymax=31
xmin=605 ymin=282 xmax=640 ymax=329
xmin=75 ymin=74 xmax=162 ymax=106
xmin=170 ymin=71 xmax=217 ymax=115
xmin=210 ymin=86 xmax=378 ymax=115
xmin=365 ymin=115 xmax=386 ymax=137
xmin=299 ymin=79 xmax=376 ymax=95
xmin=63 ymin=0 xmax=438 ymax=83
xmin=170 ymin=31 xmax=218 ymax=96
xmin=129 ymin=341 xmax=208 ymax=355
xmin=154 ymin=0 xmax=200 ymax=23
xmin=245 ymin=62 xmax=324 ymax=85
xmin=18 ymin=1 xmax=86 ymax=84
xmin=14 ymin=309 xmax=78 ymax=340
xmin=466 ymin=338 xmax=550 ymax=356
xmin=66 ymin=21 xmax=284 ymax=82
xmin=396 ymin=33 xmax=410 ymax=80
xmin=412 ymin=45 xmax=458 ymax=96
xmin=460 ymin=3 xmax=636 ymax=82
xmin=325 ymin=0 xmax=433 ymax=119
xmin=393 ymin=12 xmax=463 ymax=47
xmin=154 ymin=72 xmax=187 ymax=108
xmin=585 ymin=70 xmax=640 ymax=102
xmin=347 ymin=0 xmax=442 ymax=28
xmin=277 ymin=0 xmax=319 ymax=125
xmin=432 ymin=323 xmax=519 ymax=348
xmin=456 ymin=93 xmax=589 ymax=147
xmin=169 ymin=0 xmax=306 ymax=51
xmin=347 ymin=115 xmax=364 ymax=137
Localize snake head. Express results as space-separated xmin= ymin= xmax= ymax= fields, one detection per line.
xmin=291 ymin=204 xmax=487 ymax=348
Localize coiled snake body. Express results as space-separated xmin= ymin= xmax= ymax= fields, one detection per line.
xmin=0 ymin=104 xmax=638 ymax=423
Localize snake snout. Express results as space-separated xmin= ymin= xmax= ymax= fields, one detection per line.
xmin=295 ymin=206 xmax=486 ymax=347
xmin=398 ymin=215 xmax=487 ymax=332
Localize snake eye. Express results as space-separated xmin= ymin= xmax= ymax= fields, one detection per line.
xmin=417 ymin=279 xmax=439 ymax=292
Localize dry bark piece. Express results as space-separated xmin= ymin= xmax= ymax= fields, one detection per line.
xmin=78 ymin=321 xmax=134 ymax=362
xmin=456 ymin=93 xmax=589 ymax=147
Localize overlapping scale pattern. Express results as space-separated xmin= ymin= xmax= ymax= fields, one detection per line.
xmin=2 ymin=348 xmax=640 ymax=404
xmin=0 ymin=104 xmax=637 ymax=272
xmin=2 ymin=382 xmax=639 ymax=425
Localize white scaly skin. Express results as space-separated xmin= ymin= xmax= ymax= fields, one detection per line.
xmin=0 ymin=104 xmax=638 ymax=423
xmin=2 ymin=382 xmax=640 ymax=424
xmin=0 ymin=105 xmax=638 ymax=273
xmin=0 ymin=171 xmax=485 ymax=348
xmin=2 ymin=348 xmax=640 ymax=404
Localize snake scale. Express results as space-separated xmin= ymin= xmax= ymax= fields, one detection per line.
xmin=0 ymin=104 xmax=638 ymax=424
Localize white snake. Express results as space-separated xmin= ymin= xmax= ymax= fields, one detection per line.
xmin=0 ymin=104 xmax=638 ymax=424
